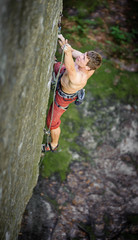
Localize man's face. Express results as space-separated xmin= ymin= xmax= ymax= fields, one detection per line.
xmin=76 ymin=52 xmax=89 ymax=68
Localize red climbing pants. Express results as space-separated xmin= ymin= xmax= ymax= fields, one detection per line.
xmin=46 ymin=62 xmax=77 ymax=130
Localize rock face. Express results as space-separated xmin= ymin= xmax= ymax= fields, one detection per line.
xmin=0 ymin=0 xmax=62 ymax=239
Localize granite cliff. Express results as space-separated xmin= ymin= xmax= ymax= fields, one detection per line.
xmin=0 ymin=0 xmax=62 ymax=239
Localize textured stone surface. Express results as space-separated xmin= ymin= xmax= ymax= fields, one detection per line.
xmin=0 ymin=0 xmax=62 ymax=239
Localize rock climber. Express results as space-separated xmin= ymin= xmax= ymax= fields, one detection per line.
xmin=42 ymin=34 xmax=102 ymax=152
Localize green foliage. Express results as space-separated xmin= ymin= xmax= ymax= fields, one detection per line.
xmin=126 ymin=214 xmax=138 ymax=225
xmin=77 ymin=222 xmax=96 ymax=240
xmin=110 ymin=25 xmax=137 ymax=44
xmin=63 ymin=0 xmax=109 ymax=15
xmin=110 ymin=26 xmax=126 ymax=43
xmin=40 ymin=149 xmax=71 ymax=181
xmin=105 ymin=39 xmax=136 ymax=60
xmin=67 ymin=23 xmax=88 ymax=37
xmin=120 ymin=233 xmax=138 ymax=240
xmin=86 ymin=58 xmax=138 ymax=104
xmin=66 ymin=16 xmax=104 ymax=38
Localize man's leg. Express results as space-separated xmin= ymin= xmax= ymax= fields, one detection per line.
xmin=50 ymin=127 xmax=61 ymax=149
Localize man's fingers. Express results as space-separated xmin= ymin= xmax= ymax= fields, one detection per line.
xmin=58 ymin=34 xmax=63 ymax=39
xmin=58 ymin=38 xmax=71 ymax=52
xmin=58 ymin=34 xmax=65 ymax=42
xmin=58 ymin=40 xmax=65 ymax=50
xmin=58 ymin=40 xmax=63 ymax=46
xmin=58 ymin=35 xmax=69 ymax=45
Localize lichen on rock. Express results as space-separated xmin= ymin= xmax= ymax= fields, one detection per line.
xmin=0 ymin=0 xmax=62 ymax=239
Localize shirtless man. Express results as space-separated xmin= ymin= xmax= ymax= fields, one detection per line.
xmin=43 ymin=34 xmax=102 ymax=152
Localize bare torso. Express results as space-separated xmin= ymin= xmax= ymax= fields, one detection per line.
xmin=61 ymin=64 xmax=90 ymax=94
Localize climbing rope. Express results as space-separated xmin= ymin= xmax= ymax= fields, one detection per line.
xmin=44 ymin=45 xmax=65 ymax=148
xmin=39 ymin=49 xmax=65 ymax=166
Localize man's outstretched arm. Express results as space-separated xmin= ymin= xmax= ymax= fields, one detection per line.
xmin=58 ymin=34 xmax=83 ymax=59
xmin=58 ymin=35 xmax=77 ymax=80
xmin=71 ymin=48 xmax=83 ymax=58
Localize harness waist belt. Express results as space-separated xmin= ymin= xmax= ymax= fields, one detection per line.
xmin=55 ymin=98 xmax=69 ymax=111
xmin=58 ymin=88 xmax=78 ymax=99
xmin=57 ymin=71 xmax=78 ymax=99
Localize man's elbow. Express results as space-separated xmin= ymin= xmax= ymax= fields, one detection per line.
xmin=70 ymin=65 xmax=76 ymax=72
xmin=65 ymin=64 xmax=75 ymax=72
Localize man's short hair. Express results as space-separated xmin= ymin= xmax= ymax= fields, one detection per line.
xmin=86 ymin=51 xmax=102 ymax=70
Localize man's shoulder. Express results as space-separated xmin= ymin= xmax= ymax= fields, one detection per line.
xmin=72 ymin=71 xmax=87 ymax=87
xmin=76 ymin=70 xmax=88 ymax=81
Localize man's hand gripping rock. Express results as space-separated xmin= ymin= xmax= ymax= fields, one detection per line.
xmin=58 ymin=34 xmax=73 ymax=53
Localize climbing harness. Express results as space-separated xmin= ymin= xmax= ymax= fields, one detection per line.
xmin=56 ymin=70 xmax=85 ymax=102
xmin=57 ymin=85 xmax=78 ymax=99
xmin=75 ymin=88 xmax=85 ymax=105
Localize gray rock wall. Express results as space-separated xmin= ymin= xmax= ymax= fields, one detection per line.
xmin=0 ymin=0 xmax=62 ymax=239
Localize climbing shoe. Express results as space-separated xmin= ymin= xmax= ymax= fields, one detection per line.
xmin=41 ymin=143 xmax=59 ymax=153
